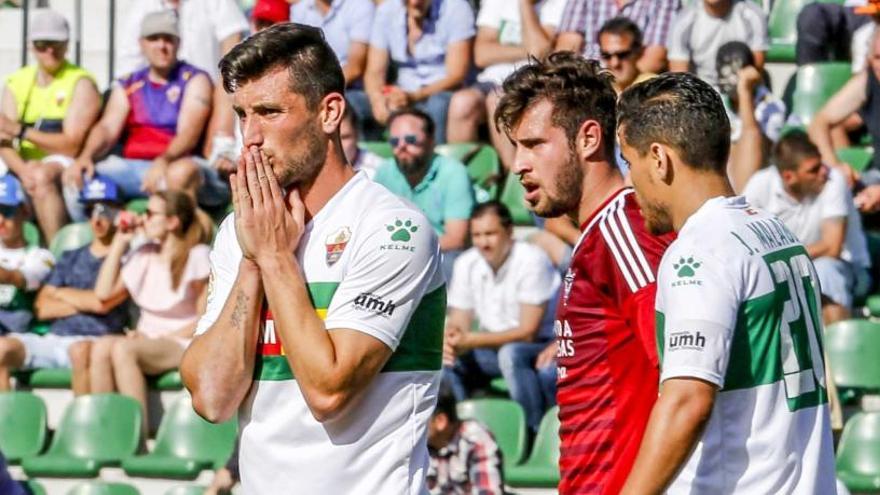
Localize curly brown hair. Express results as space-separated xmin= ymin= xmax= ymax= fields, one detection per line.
xmin=494 ymin=52 xmax=618 ymax=160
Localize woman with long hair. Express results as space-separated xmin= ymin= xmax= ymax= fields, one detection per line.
xmin=87 ymin=189 xmax=210 ymax=431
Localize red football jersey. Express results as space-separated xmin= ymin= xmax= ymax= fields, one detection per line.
xmin=555 ymin=188 xmax=674 ymax=495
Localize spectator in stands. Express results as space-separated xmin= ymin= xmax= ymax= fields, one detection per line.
xmin=364 ymin=0 xmax=476 ymax=143
xmin=115 ymin=0 xmax=249 ymax=81
xmin=445 ymin=0 xmax=564 ymax=171
xmin=796 ymin=0 xmax=875 ymax=69
xmin=716 ymin=41 xmax=786 ymax=192
xmin=667 ymin=0 xmax=768 ymax=87
xmin=743 ymin=130 xmax=871 ymax=323
xmin=554 ymin=0 xmax=678 ymax=73
xmin=810 ymin=28 xmax=880 ymax=189
xmin=0 ymin=9 xmax=101 ymax=242
xmin=0 ymin=175 xmax=54 ymax=337
xmin=373 ymin=109 xmax=474 ymax=278
xmin=427 ymin=382 xmax=504 ymax=495
xmin=64 ymin=12 xmax=222 ymax=220
xmin=0 ymin=176 xmax=128 ymax=395
xmin=203 ymin=0 xmax=289 ymax=196
xmin=87 ymin=190 xmax=210 ymax=432
xmin=340 ymin=101 xmax=384 ymax=179
xmin=598 ymin=17 xmax=654 ymax=94
xmin=444 ymin=201 xmax=559 ymax=435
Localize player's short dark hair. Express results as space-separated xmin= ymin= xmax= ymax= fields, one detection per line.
xmin=433 ymin=381 xmax=458 ymax=422
xmin=773 ymin=129 xmax=820 ymax=172
xmin=471 ymin=201 xmax=513 ymax=230
xmin=219 ymin=23 xmax=344 ymax=110
xmin=387 ymin=107 xmax=436 ymax=140
xmin=617 ymin=72 xmax=731 ymax=174
xmin=597 ymin=16 xmax=643 ymax=48
xmin=495 ymin=52 xmax=618 ymax=159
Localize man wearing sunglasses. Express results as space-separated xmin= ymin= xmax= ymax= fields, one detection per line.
xmin=373 ymin=108 xmax=474 ymax=280
xmin=598 ymin=17 xmax=654 ymax=94
xmin=0 ymin=175 xmax=129 ymax=395
xmin=1 ymin=8 xmax=101 ymax=243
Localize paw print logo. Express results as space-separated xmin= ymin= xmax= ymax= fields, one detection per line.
xmin=386 ymin=219 xmax=419 ymax=242
xmin=673 ymin=257 xmax=701 ymax=278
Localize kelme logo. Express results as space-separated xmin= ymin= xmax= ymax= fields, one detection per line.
xmin=673 ymin=257 xmax=701 ymax=278
xmin=387 ymin=219 xmax=419 ymax=242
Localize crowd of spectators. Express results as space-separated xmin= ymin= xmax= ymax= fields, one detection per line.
xmin=3 ymin=0 xmax=880 ymax=492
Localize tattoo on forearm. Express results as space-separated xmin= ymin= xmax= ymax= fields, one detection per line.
xmin=230 ymin=290 xmax=248 ymax=332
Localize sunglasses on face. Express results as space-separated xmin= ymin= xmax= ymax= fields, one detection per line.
xmin=389 ymin=134 xmax=421 ymax=148
xmin=86 ymin=203 xmax=121 ymax=222
xmin=33 ymin=40 xmax=64 ymax=52
xmin=599 ymin=48 xmax=636 ymax=61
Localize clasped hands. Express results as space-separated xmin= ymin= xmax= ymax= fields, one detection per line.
xmin=231 ymin=145 xmax=305 ymax=266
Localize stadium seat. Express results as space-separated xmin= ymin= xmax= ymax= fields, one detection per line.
xmin=825 ymin=320 xmax=880 ymax=392
xmin=23 ymin=222 xmax=40 ymax=247
xmin=360 ymin=141 xmax=392 ymax=159
xmin=125 ymin=199 xmax=148 ymax=215
xmin=149 ymin=370 xmax=183 ymax=391
xmin=67 ymin=482 xmax=140 ymax=495
xmin=836 ymin=411 xmax=880 ymax=491
xmin=49 ymin=222 xmax=94 ymax=259
xmin=499 ymin=173 xmax=535 ymax=226
xmin=836 ymin=147 xmax=874 ymax=173
xmin=788 ymin=63 xmax=852 ymax=127
xmin=23 ymin=480 xmax=47 ymax=495
xmin=122 ymin=395 xmax=237 ymax=479
xmin=164 ymin=486 xmax=206 ymax=495
xmin=506 ymin=406 xmax=560 ymax=488
xmin=489 ymin=377 xmax=509 ymax=395
xmin=0 ymin=392 xmax=46 ymax=463
xmin=14 ymin=368 xmax=72 ymax=389
xmin=22 ymin=394 xmax=141 ymax=478
xmin=767 ymin=0 xmax=810 ymax=62
xmin=457 ymin=398 xmax=527 ymax=469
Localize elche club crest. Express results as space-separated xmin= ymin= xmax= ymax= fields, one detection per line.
xmin=325 ymin=226 xmax=351 ymax=266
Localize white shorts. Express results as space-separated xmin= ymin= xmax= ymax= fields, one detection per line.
xmin=12 ymin=333 xmax=91 ymax=369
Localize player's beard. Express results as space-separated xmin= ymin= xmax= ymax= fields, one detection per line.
xmin=638 ymin=194 xmax=674 ymax=235
xmin=532 ymin=149 xmax=583 ymax=218
xmin=275 ymin=121 xmax=327 ymax=189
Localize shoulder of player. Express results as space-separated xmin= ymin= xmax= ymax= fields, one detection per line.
xmin=349 ymin=184 xmax=437 ymax=244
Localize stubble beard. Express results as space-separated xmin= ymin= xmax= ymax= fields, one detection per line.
xmin=531 ymin=152 xmax=583 ymax=218
xmin=275 ymin=123 xmax=327 ymax=189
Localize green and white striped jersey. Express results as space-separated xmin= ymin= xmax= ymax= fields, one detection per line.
xmin=196 ymin=172 xmax=446 ymax=494
xmin=656 ymin=196 xmax=837 ymax=494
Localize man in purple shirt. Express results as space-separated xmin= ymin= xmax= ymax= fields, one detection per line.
xmin=554 ymin=0 xmax=680 ymax=73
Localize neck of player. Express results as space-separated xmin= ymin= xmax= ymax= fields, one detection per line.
xmin=672 ymin=170 xmax=735 ymax=232
xmin=575 ymin=160 xmax=626 ymax=226
xmin=297 ymin=141 xmax=356 ymax=223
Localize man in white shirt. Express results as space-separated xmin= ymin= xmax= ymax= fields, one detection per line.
xmin=743 ymin=130 xmax=871 ymax=323
xmin=444 ymin=201 xmax=559 ymax=434
xmin=667 ymin=0 xmax=768 ymax=87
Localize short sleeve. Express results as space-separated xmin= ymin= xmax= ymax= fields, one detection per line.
xmin=211 ymin=0 xmax=249 ymax=42
xmin=818 ymin=170 xmax=851 ymax=221
xmin=516 ymin=247 xmax=560 ymax=305
xmin=666 ymin=10 xmax=693 ymax=62
xmin=323 ymin=209 xmax=443 ymax=350
xmin=445 ymin=0 xmax=476 ymax=43
xmin=442 ymin=160 xmax=475 ymax=222
xmin=20 ymin=248 xmax=55 ymax=291
xmin=476 ymin=0 xmax=502 ymax=29
xmin=657 ymin=242 xmax=740 ymax=387
xmin=539 ymin=0 xmax=567 ymax=28
xmin=447 ymin=251 xmax=476 ymax=310
xmin=183 ymin=244 xmax=212 ymax=283
xmin=745 ymin=4 xmax=769 ymax=51
xmin=196 ymin=216 xmax=240 ymax=336
xmin=369 ymin=4 xmax=392 ymax=50
xmin=348 ymin=0 xmax=376 ymax=43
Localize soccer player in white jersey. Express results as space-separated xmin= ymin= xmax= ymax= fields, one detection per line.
xmin=616 ymin=72 xmax=838 ymax=494
xmin=180 ymin=24 xmax=446 ymax=494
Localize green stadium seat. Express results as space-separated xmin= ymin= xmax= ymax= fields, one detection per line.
xmin=14 ymin=368 xmax=72 ymax=389
xmin=23 ymin=222 xmax=41 ymax=247
xmin=825 ymin=320 xmax=880 ymax=392
xmin=23 ymin=479 xmax=47 ymax=495
xmin=499 ymin=173 xmax=535 ymax=226
xmin=122 ymin=395 xmax=237 ymax=479
xmin=22 ymin=394 xmax=141 ymax=478
xmin=836 ymin=411 xmax=880 ymax=492
xmin=149 ymin=370 xmax=183 ymax=390
xmin=0 ymin=392 xmax=46 ymax=463
xmin=49 ymin=222 xmax=94 ymax=259
xmin=164 ymin=486 xmax=206 ymax=495
xmin=489 ymin=377 xmax=509 ymax=395
xmin=506 ymin=406 xmax=560 ymax=488
xmin=767 ymin=0 xmax=809 ymax=62
xmin=67 ymin=482 xmax=140 ymax=495
xmin=789 ymin=63 xmax=852 ymax=128
xmin=836 ymin=147 xmax=874 ymax=173
xmin=457 ymin=398 xmax=527 ymax=469
xmin=125 ymin=199 xmax=148 ymax=215
xmin=360 ymin=141 xmax=392 ymax=159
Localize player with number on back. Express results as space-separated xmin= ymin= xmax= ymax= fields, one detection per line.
xmin=617 ymin=72 xmax=836 ymax=494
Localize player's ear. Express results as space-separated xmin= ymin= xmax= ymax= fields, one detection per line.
xmin=576 ymin=119 xmax=603 ymax=163
xmin=320 ymin=92 xmax=345 ymax=135
xmin=650 ymin=142 xmax=672 ymax=184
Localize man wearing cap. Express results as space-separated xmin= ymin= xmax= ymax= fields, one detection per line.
xmin=0 ymin=176 xmax=54 ymax=340
xmin=64 ymin=11 xmax=220 ymax=220
xmin=0 ymin=175 xmax=129 ymax=395
xmin=0 ymin=8 xmax=101 ymax=243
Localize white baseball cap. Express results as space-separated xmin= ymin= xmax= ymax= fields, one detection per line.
xmin=29 ymin=8 xmax=69 ymax=42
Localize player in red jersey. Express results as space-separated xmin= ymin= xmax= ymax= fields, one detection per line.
xmin=494 ymin=52 xmax=675 ymax=495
